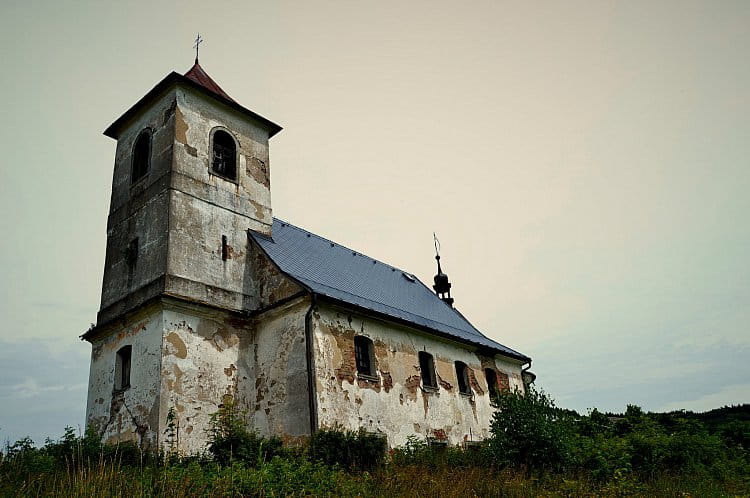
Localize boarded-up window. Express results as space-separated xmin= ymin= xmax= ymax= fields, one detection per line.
xmin=455 ymin=361 xmax=471 ymax=395
xmin=115 ymin=345 xmax=132 ymax=391
xmin=212 ymin=130 xmax=237 ymax=180
xmin=419 ymin=351 xmax=437 ymax=389
xmin=131 ymin=131 xmax=151 ymax=183
xmin=354 ymin=335 xmax=376 ymax=377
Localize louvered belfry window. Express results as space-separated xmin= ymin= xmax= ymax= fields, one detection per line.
xmin=212 ymin=130 xmax=237 ymax=180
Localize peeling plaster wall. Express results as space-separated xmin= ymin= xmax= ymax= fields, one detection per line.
xmin=249 ymin=298 xmax=311 ymax=444
xmin=98 ymin=90 xmax=176 ymax=324
xmin=86 ymin=305 xmax=164 ymax=448
xmin=157 ymin=296 xmax=309 ymax=455
xmin=158 ymin=303 xmax=250 ymax=455
xmin=163 ymin=86 xmax=275 ymax=312
xmin=312 ymin=304 xmax=525 ymax=447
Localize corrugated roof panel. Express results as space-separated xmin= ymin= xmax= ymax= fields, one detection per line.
xmin=250 ymin=219 xmax=530 ymax=361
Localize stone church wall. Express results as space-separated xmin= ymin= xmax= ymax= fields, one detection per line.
xmin=312 ymin=303 xmax=525 ymax=447
xmin=85 ymin=303 xmax=165 ymax=448
xmin=157 ymin=296 xmax=310 ymax=455
xmin=98 ymin=90 xmax=176 ymax=323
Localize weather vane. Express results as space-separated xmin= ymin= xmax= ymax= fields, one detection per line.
xmin=433 ymin=232 xmax=441 ymax=258
xmin=193 ymin=33 xmax=203 ymax=64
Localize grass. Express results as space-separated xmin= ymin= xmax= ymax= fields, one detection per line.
xmin=2 ymin=457 xmax=748 ymax=497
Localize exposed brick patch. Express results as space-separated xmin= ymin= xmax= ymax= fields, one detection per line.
xmin=381 ymin=371 xmax=393 ymax=393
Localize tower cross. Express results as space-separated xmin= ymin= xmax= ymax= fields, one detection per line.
xmin=193 ymin=33 xmax=203 ymax=64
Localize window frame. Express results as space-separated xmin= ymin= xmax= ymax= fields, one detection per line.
xmin=115 ymin=345 xmax=133 ymax=392
xmin=455 ymin=361 xmax=472 ymax=395
xmin=419 ymin=351 xmax=438 ymax=390
xmin=131 ymin=129 xmax=152 ymax=185
xmin=354 ymin=335 xmax=377 ymax=379
xmin=209 ymin=127 xmax=239 ymax=183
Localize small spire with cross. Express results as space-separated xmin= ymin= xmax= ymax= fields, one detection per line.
xmin=193 ymin=33 xmax=203 ymax=64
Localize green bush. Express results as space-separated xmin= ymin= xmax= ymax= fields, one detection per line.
xmin=487 ymin=386 xmax=573 ymax=471
xmin=206 ymin=400 xmax=284 ymax=465
xmin=308 ymin=426 xmax=387 ymax=471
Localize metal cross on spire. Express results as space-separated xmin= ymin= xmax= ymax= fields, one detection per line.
xmin=193 ymin=33 xmax=203 ymax=64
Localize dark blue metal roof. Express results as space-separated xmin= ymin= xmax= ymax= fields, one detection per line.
xmin=250 ymin=219 xmax=530 ymax=361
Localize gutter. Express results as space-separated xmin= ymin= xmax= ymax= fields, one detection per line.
xmin=246 ymin=230 xmax=318 ymax=436
xmin=522 ymin=359 xmax=536 ymax=390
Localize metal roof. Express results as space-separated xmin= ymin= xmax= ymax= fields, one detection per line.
xmin=183 ymin=62 xmax=236 ymax=102
xmin=250 ymin=219 xmax=530 ymax=362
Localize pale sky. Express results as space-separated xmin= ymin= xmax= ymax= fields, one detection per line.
xmin=1 ymin=0 xmax=748 ymax=445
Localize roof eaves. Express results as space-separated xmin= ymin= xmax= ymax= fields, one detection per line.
xmin=103 ymin=72 xmax=282 ymax=139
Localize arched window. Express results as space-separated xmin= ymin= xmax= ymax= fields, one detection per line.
xmin=455 ymin=361 xmax=471 ymax=395
xmin=131 ymin=130 xmax=151 ymax=183
xmin=419 ymin=351 xmax=437 ymax=389
xmin=354 ymin=335 xmax=376 ymax=377
xmin=484 ymin=368 xmax=499 ymax=400
xmin=115 ymin=345 xmax=132 ymax=391
xmin=212 ymin=129 xmax=237 ymax=180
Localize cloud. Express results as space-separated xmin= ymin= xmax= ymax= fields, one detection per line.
xmin=0 ymin=339 xmax=89 ymax=445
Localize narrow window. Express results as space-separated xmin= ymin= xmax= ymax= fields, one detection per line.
xmin=124 ymin=238 xmax=139 ymax=268
xmin=115 ymin=345 xmax=132 ymax=391
xmin=131 ymin=131 xmax=151 ymax=183
xmin=221 ymin=235 xmax=228 ymax=261
xmin=455 ymin=361 xmax=471 ymax=395
xmin=354 ymin=335 xmax=376 ymax=377
xmin=419 ymin=351 xmax=437 ymax=389
xmin=212 ymin=130 xmax=237 ymax=180
xmin=485 ymin=368 xmax=499 ymax=399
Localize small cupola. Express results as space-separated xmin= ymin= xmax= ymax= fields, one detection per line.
xmin=432 ymin=234 xmax=454 ymax=307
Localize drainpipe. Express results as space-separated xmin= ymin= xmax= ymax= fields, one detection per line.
xmin=521 ymin=359 xmax=536 ymax=391
xmin=304 ymin=293 xmax=318 ymax=435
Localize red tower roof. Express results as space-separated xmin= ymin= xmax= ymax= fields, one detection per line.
xmin=183 ymin=62 xmax=235 ymax=102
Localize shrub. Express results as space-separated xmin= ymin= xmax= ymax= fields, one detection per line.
xmin=487 ymin=386 xmax=573 ymax=471
xmin=308 ymin=426 xmax=387 ymax=471
xmin=206 ymin=400 xmax=284 ymax=465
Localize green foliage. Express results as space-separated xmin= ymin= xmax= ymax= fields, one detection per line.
xmin=2 ymin=400 xmax=748 ymax=496
xmin=206 ymin=399 xmax=284 ymax=466
xmin=487 ymin=386 xmax=573 ymax=471
xmin=308 ymin=425 xmax=387 ymax=471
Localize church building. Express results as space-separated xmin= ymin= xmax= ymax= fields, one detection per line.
xmin=83 ymin=58 xmax=533 ymax=454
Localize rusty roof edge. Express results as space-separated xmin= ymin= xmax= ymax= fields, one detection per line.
xmin=103 ymin=72 xmax=283 ymax=139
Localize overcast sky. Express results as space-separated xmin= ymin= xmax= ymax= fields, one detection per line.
xmin=1 ymin=0 xmax=748 ymax=445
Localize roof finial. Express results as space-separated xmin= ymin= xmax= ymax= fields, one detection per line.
xmin=193 ymin=33 xmax=203 ymax=64
xmin=432 ymin=233 xmax=454 ymax=307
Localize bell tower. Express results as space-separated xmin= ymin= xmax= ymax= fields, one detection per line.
xmin=97 ymin=61 xmax=282 ymax=324
xmin=84 ymin=60 xmax=284 ymax=449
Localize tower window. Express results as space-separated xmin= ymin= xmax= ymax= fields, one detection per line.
xmin=221 ymin=235 xmax=228 ymax=261
xmin=485 ymin=368 xmax=499 ymax=399
xmin=419 ymin=351 xmax=437 ymax=389
xmin=131 ymin=130 xmax=151 ymax=183
xmin=455 ymin=361 xmax=471 ymax=395
xmin=212 ymin=130 xmax=237 ymax=180
xmin=354 ymin=335 xmax=376 ymax=377
xmin=115 ymin=345 xmax=132 ymax=391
